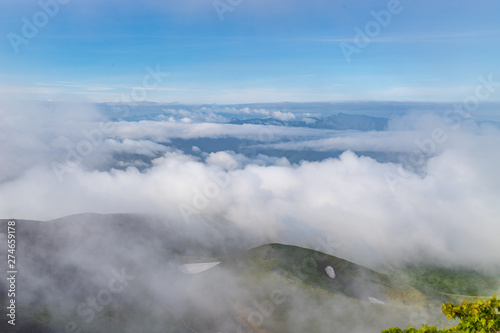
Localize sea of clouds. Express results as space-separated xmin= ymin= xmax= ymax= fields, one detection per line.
xmin=1 ymin=100 xmax=500 ymax=270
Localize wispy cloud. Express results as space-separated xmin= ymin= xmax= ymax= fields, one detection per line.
xmin=308 ymin=30 xmax=500 ymax=44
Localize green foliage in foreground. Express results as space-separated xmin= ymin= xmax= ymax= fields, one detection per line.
xmin=382 ymin=296 xmax=500 ymax=333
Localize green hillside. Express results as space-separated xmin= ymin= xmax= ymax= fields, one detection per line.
xmin=2 ymin=237 xmax=497 ymax=333
xmin=388 ymin=266 xmax=500 ymax=298
xmin=217 ymin=243 xmax=451 ymax=306
xmin=175 ymin=244 xmax=459 ymax=333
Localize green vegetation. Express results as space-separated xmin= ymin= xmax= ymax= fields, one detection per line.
xmin=391 ymin=266 xmax=500 ymax=296
xmin=218 ymin=243 xmax=452 ymax=308
xmin=4 ymin=241 xmax=498 ymax=333
xmin=382 ymin=296 xmax=500 ymax=333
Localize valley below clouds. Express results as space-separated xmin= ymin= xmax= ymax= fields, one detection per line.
xmin=1 ymin=101 xmax=499 ymax=269
xmin=2 ymin=1 xmax=500 ymax=331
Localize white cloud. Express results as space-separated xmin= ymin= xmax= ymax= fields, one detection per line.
xmin=272 ymin=111 xmax=296 ymax=121
xmin=1 ymin=102 xmax=500 ymax=269
xmin=104 ymin=139 xmax=169 ymax=157
xmin=110 ymin=120 xmax=333 ymax=141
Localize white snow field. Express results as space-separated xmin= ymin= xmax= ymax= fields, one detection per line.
xmin=368 ymin=297 xmax=385 ymax=304
xmin=178 ymin=262 xmax=221 ymax=274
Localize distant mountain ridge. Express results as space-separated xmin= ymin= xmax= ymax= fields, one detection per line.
xmin=229 ymin=113 xmax=388 ymax=131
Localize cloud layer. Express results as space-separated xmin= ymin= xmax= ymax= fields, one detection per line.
xmin=1 ymin=101 xmax=500 ymax=269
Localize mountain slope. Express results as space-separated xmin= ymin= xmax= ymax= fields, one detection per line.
xmin=1 ymin=215 xmax=495 ymax=333
xmin=215 ymin=243 xmax=451 ymax=307
xmin=229 ymin=113 xmax=388 ymax=131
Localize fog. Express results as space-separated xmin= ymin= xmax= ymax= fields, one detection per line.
xmin=0 ymin=213 xmax=450 ymax=333
xmin=1 ymin=101 xmax=499 ymax=332
xmin=2 ymin=101 xmax=500 ymax=268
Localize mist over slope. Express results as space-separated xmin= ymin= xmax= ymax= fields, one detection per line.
xmin=2 ymin=0 xmax=500 ymax=330
xmin=0 ymin=213 xmax=258 ymax=332
xmin=1 ymin=101 xmax=500 ymax=332
xmin=1 ymin=213 xmax=485 ymax=333
xmin=1 ymin=101 xmax=500 ymax=270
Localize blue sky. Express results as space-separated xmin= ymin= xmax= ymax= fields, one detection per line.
xmin=1 ymin=0 xmax=500 ymax=103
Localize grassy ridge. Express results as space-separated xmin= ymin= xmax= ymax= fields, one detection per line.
xmin=219 ymin=243 xmax=452 ymax=307
xmin=3 ymin=242 xmax=497 ymax=332
xmin=390 ymin=266 xmax=500 ymax=297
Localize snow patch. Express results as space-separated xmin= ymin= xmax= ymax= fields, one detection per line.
xmin=368 ymin=297 xmax=385 ymax=304
xmin=178 ymin=262 xmax=221 ymax=274
xmin=325 ymin=266 xmax=336 ymax=279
